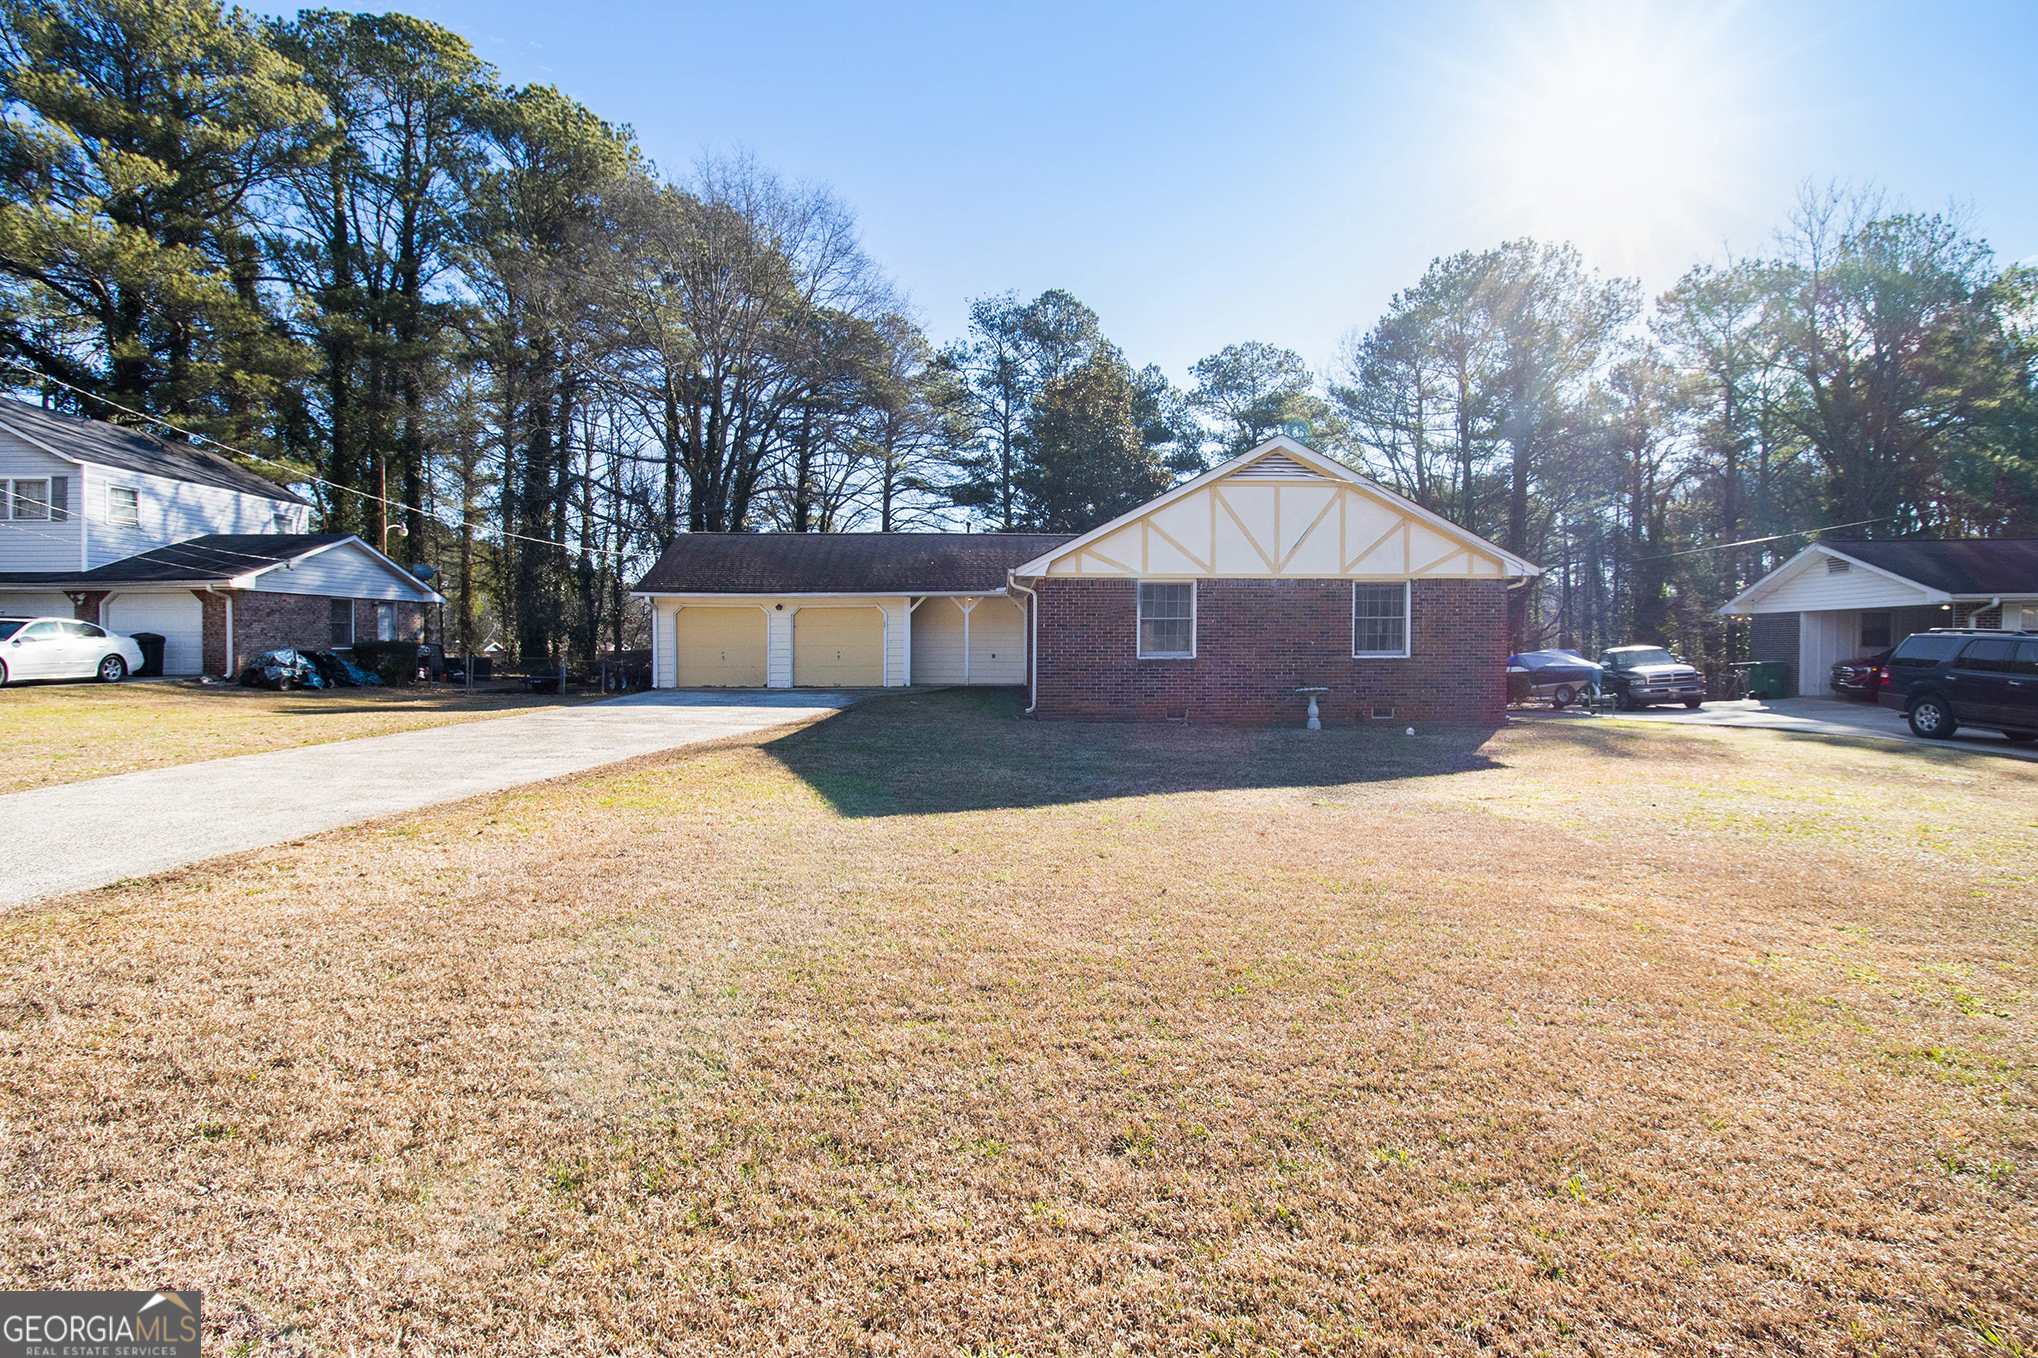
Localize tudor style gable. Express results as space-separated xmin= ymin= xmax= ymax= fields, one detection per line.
xmin=1009 ymin=437 xmax=1539 ymax=581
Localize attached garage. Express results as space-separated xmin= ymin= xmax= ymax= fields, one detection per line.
xmin=910 ymin=596 xmax=1027 ymax=685
xmin=104 ymin=591 xmax=203 ymax=675
xmin=675 ymin=606 xmax=766 ymax=687
xmin=0 ymin=590 xmax=74 ymax=620
xmin=794 ymin=606 xmax=883 ymax=687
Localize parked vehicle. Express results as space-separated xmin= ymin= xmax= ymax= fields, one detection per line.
xmin=1831 ymin=648 xmax=1894 ymax=699
xmin=0 ymin=615 xmax=144 ymax=685
xmin=1506 ymin=649 xmax=1603 ymax=707
xmin=1876 ymin=629 xmax=2038 ymax=742
xmin=1598 ymin=645 xmax=1707 ymax=710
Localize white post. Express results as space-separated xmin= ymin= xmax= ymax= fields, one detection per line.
xmin=959 ymin=596 xmax=977 ymax=684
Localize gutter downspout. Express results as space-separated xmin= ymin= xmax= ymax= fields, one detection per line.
xmin=1007 ymin=572 xmax=1039 ymax=715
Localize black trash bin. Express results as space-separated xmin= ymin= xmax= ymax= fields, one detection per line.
xmin=130 ymin=632 xmax=166 ymax=677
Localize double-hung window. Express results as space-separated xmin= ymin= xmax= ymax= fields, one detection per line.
xmin=330 ymin=599 xmax=354 ymax=646
xmin=107 ymin=485 xmax=139 ymax=527
xmin=1137 ymin=581 xmax=1195 ymax=658
xmin=375 ymin=602 xmax=397 ymax=642
xmin=1353 ymin=582 xmax=1410 ymax=658
xmin=4 ymin=478 xmax=50 ymax=520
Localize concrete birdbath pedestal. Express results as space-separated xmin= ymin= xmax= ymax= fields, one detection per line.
xmin=1295 ymin=687 xmax=1330 ymax=731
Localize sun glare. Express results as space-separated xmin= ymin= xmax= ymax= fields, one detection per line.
xmin=1462 ymin=5 xmax=1757 ymax=276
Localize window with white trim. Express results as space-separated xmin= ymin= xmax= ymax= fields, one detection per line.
xmin=107 ymin=485 xmax=139 ymax=527
xmin=1353 ymin=581 xmax=1410 ymax=657
xmin=6 ymin=478 xmax=49 ymax=521
xmin=1137 ymin=581 xmax=1195 ymax=658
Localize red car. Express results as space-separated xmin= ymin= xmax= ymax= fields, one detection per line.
xmin=1830 ymin=648 xmax=1892 ymax=699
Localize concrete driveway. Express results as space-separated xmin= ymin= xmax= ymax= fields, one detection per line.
xmin=0 ymin=689 xmax=856 ymax=909
xmin=1523 ymin=696 xmax=2038 ymax=762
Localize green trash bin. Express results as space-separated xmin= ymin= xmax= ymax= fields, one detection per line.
xmin=1734 ymin=660 xmax=1789 ymax=700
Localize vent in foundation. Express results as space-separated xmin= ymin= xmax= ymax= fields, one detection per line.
xmin=1166 ymin=707 xmax=1188 ymax=724
xmin=1371 ymin=705 xmax=1396 ymax=720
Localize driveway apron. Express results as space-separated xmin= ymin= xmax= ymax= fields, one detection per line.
xmin=0 ymin=690 xmax=855 ymax=909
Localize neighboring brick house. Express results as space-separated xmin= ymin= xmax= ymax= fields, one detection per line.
xmin=633 ymin=437 xmax=1539 ymax=725
xmin=0 ymin=399 xmax=440 ymax=675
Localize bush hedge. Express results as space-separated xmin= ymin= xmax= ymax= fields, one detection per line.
xmin=348 ymin=640 xmax=420 ymax=686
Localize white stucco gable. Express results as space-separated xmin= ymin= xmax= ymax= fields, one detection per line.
xmin=1008 ymin=437 xmax=1540 ymax=580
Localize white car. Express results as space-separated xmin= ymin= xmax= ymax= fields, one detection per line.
xmin=0 ymin=616 xmax=146 ymax=685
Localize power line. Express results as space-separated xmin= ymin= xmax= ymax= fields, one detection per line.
xmin=0 ymin=366 xmax=637 ymax=561
xmin=1627 ymin=518 xmax=1894 ymax=563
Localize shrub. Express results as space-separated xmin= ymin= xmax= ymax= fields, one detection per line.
xmin=348 ymin=640 xmax=420 ymax=686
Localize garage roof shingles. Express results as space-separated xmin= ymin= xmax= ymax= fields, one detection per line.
xmin=1825 ymin=538 xmax=2038 ymax=595
xmin=634 ymin=533 xmax=1075 ymax=596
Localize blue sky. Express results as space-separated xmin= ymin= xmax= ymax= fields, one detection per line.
xmin=263 ymin=0 xmax=2038 ymax=385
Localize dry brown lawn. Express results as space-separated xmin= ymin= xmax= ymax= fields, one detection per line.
xmin=0 ymin=679 xmax=598 ymax=792
xmin=1 ymin=690 xmax=2033 ymax=1355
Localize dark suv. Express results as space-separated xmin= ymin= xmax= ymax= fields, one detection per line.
xmin=1598 ymin=645 xmax=1707 ymax=710
xmin=1877 ymin=629 xmax=2038 ymax=743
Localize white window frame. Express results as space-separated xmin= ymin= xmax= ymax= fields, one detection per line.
xmin=6 ymin=478 xmax=50 ymax=521
xmin=1136 ymin=580 xmax=1196 ymax=659
xmin=107 ymin=484 xmax=139 ymax=527
xmin=1352 ymin=580 xmax=1412 ymax=659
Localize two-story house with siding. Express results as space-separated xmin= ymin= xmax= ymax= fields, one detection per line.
xmin=0 ymin=398 xmax=441 ymax=677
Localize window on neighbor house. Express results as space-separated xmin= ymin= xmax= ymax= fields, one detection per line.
xmin=272 ymin=508 xmax=294 ymax=532
xmin=1137 ymin=582 xmax=1195 ymax=658
xmin=1353 ymin=582 xmax=1410 ymax=657
xmin=375 ymin=602 xmax=397 ymax=642
xmin=1860 ymin=611 xmax=1893 ymax=650
xmin=107 ymin=485 xmax=139 ymax=527
xmin=330 ymin=598 xmax=354 ymax=646
xmin=8 ymin=479 xmax=49 ymax=521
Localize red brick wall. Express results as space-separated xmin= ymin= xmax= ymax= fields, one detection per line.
xmin=212 ymin=593 xmax=430 ymax=675
xmin=1033 ymin=576 xmax=1509 ymax=725
xmin=195 ymin=589 xmax=229 ymax=676
xmin=231 ymin=592 xmax=343 ymax=673
xmin=350 ymin=598 xmax=427 ymax=646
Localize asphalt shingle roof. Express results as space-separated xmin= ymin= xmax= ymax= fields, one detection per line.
xmin=634 ymin=533 xmax=1076 ymax=595
xmin=1824 ymin=539 xmax=2038 ymax=595
xmin=0 ymin=535 xmax=351 ymax=586
xmin=0 ymin=398 xmax=307 ymax=504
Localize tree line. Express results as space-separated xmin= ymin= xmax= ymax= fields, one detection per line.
xmin=3 ymin=1 xmax=2033 ymax=670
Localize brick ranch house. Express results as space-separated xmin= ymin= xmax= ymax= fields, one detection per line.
xmin=0 ymin=398 xmax=439 ymax=675
xmin=633 ymin=437 xmax=1540 ymax=724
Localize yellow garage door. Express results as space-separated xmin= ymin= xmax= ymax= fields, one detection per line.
xmin=675 ymin=607 xmax=766 ymax=686
xmin=793 ymin=607 xmax=883 ymax=687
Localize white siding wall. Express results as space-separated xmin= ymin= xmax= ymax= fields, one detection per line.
xmin=244 ymin=541 xmax=434 ymax=600
xmin=1797 ymin=611 xmax=1852 ymax=697
xmin=82 ymin=461 xmax=304 ymax=568
xmin=648 ymin=595 xmax=912 ymax=688
xmin=910 ymin=596 xmax=1026 ymax=684
xmin=0 ymin=429 xmax=82 ymax=570
xmin=1750 ymin=551 xmax=1937 ymax=611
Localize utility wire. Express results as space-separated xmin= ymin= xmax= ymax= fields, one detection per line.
xmin=0 ymin=365 xmax=638 ymax=561
xmin=1627 ymin=518 xmax=1893 ymax=563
